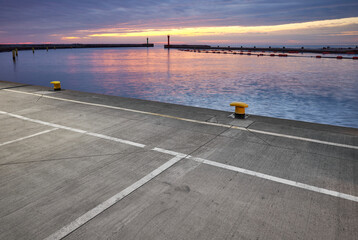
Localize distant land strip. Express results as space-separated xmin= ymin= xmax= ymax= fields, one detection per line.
xmin=164 ymin=44 xmax=358 ymax=54
xmin=0 ymin=43 xmax=154 ymax=52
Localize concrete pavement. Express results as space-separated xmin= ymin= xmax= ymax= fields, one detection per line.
xmin=0 ymin=80 xmax=357 ymax=239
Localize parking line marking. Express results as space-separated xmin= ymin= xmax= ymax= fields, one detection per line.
xmin=4 ymin=89 xmax=358 ymax=150
xmin=245 ymin=128 xmax=358 ymax=150
xmin=189 ymin=156 xmax=358 ymax=203
xmin=144 ymin=148 xmax=358 ymax=203
xmin=1 ymin=109 xmax=358 ymax=240
xmin=0 ymin=128 xmax=58 ymax=147
xmin=2 ymin=89 xmax=230 ymax=128
xmin=44 ymin=155 xmax=184 ymax=240
xmin=0 ymin=110 xmax=145 ymax=148
xmin=1 ymin=110 xmax=357 ymax=204
xmin=85 ymin=132 xmax=145 ymax=148
xmin=152 ymin=147 xmax=187 ymax=158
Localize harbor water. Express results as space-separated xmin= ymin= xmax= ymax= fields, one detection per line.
xmin=1 ymin=47 xmax=357 ymax=128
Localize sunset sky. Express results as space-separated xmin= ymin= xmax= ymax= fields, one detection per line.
xmin=1 ymin=0 xmax=357 ymax=45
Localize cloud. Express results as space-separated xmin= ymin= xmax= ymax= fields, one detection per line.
xmin=86 ymin=17 xmax=358 ymax=37
xmin=0 ymin=0 xmax=357 ymax=43
xmin=61 ymin=36 xmax=81 ymax=40
xmin=330 ymin=30 xmax=358 ymax=36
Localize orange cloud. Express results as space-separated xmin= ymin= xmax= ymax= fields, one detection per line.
xmin=86 ymin=17 xmax=358 ymax=38
xmin=61 ymin=36 xmax=81 ymax=40
xmin=0 ymin=42 xmax=34 ymax=44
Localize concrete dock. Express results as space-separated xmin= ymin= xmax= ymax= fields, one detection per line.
xmin=0 ymin=80 xmax=357 ymax=240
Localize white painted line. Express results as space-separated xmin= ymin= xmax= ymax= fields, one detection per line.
xmin=246 ymin=128 xmax=358 ymax=150
xmin=1 ymin=108 xmax=357 ymax=240
xmin=44 ymin=155 xmax=184 ymax=240
xmin=153 ymin=149 xmax=358 ymax=202
xmin=86 ymin=132 xmax=145 ymax=148
xmin=0 ymin=110 xmax=145 ymax=148
xmin=189 ymin=156 xmax=358 ymax=203
xmin=152 ymin=148 xmax=358 ymax=202
xmin=3 ymin=89 xmax=230 ymax=128
xmin=3 ymin=88 xmax=358 ymax=150
xmin=34 ymin=91 xmax=56 ymax=95
xmin=1 ymin=110 xmax=357 ymax=203
xmin=152 ymin=147 xmax=187 ymax=158
xmin=0 ymin=128 xmax=58 ymax=147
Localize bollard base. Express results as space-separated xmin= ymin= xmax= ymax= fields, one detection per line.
xmin=234 ymin=113 xmax=246 ymax=119
xmin=54 ymin=88 xmax=61 ymax=91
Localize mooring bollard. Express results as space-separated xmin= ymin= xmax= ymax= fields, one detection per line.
xmin=12 ymin=50 xmax=16 ymax=60
xmin=50 ymin=81 xmax=61 ymax=91
xmin=32 ymin=47 xmax=35 ymax=53
xmin=230 ymin=102 xmax=249 ymax=119
xmin=15 ymin=48 xmax=18 ymax=56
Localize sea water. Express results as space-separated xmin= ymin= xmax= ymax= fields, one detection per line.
xmin=0 ymin=47 xmax=357 ymax=128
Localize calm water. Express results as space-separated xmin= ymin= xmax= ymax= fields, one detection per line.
xmin=1 ymin=47 xmax=357 ymax=128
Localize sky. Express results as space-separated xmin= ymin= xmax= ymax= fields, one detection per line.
xmin=0 ymin=0 xmax=358 ymax=46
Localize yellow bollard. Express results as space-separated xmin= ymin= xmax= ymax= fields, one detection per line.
xmin=50 ymin=81 xmax=61 ymax=91
xmin=12 ymin=50 xmax=16 ymax=60
xmin=230 ymin=102 xmax=249 ymax=119
xmin=32 ymin=47 xmax=35 ymax=53
xmin=15 ymin=48 xmax=18 ymax=56
xmin=46 ymin=47 xmax=48 ymax=51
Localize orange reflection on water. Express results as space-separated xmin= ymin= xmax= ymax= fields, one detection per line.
xmin=3 ymin=47 xmax=357 ymax=127
xmin=71 ymin=48 xmax=358 ymax=114
xmin=84 ymin=48 xmax=244 ymax=97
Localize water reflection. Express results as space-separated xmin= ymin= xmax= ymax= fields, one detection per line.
xmin=12 ymin=58 xmax=16 ymax=72
xmin=0 ymin=48 xmax=357 ymax=128
xmin=167 ymin=48 xmax=170 ymax=79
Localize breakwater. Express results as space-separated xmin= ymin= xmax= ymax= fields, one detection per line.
xmin=179 ymin=48 xmax=358 ymax=60
xmin=164 ymin=44 xmax=211 ymax=49
xmin=0 ymin=43 xmax=154 ymax=52
xmin=164 ymin=44 xmax=358 ymax=54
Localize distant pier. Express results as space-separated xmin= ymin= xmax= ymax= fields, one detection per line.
xmin=164 ymin=44 xmax=211 ymax=49
xmin=164 ymin=44 xmax=358 ymax=54
xmin=0 ymin=43 xmax=154 ymax=52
